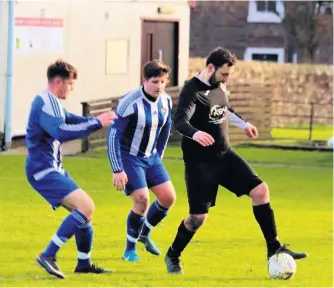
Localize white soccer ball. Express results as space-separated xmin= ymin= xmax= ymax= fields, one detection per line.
xmin=327 ymin=137 xmax=334 ymax=148
xmin=268 ymin=252 xmax=296 ymax=280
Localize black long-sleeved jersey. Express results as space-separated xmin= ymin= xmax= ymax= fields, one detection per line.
xmin=174 ymin=76 xmax=247 ymax=162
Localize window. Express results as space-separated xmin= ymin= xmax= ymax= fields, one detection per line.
xmin=315 ymin=1 xmax=333 ymax=15
xmin=247 ymin=0 xmax=284 ymax=23
xmin=244 ymin=47 xmax=285 ymax=63
xmin=252 ymin=53 xmax=278 ymax=62
xmin=256 ymin=1 xmax=277 ymax=12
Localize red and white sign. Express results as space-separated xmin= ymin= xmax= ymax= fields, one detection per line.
xmin=15 ymin=17 xmax=63 ymax=27
xmin=15 ymin=17 xmax=63 ymax=53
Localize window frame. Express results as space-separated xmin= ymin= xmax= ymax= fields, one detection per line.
xmin=244 ymin=47 xmax=285 ymax=63
xmin=247 ymin=0 xmax=285 ymax=23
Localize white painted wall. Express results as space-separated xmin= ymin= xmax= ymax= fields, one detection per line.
xmin=1 ymin=0 xmax=190 ymax=137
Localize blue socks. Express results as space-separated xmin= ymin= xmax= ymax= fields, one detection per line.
xmin=43 ymin=210 xmax=87 ymax=257
xmin=141 ymin=200 xmax=168 ymax=237
xmin=43 ymin=209 xmax=93 ymax=268
xmin=75 ymin=221 xmax=93 ymax=268
xmin=126 ymin=210 xmax=145 ymax=252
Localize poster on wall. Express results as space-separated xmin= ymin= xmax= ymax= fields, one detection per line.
xmin=105 ymin=39 xmax=128 ymax=74
xmin=15 ymin=17 xmax=63 ymax=53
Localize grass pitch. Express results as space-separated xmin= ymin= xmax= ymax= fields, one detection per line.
xmin=0 ymin=146 xmax=332 ymax=287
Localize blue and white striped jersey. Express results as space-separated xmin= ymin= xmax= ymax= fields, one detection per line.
xmin=107 ymin=87 xmax=172 ymax=173
xmin=25 ymin=90 xmax=102 ymax=180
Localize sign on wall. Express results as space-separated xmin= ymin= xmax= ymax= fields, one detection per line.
xmin=105 ymin=39 xmax=129 ymax=74
xmin=15 ymin=17 xmax=63 ymax=53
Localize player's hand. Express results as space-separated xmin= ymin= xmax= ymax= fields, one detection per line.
xmin=244 ymin=123 xmax=258 ymax=139
xmin=113 ymin=171 xmax=128 ymax=191
xmin=192 ymin=131 xmax=215 ymax=147
xmin=97 ymin=111 xmax=118 ymax=127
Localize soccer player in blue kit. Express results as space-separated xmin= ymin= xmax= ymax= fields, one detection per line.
xmin=107 ymin=60 xmax=176 ymax=262
xmin=25 ymin=59 xmax=117 ymax=279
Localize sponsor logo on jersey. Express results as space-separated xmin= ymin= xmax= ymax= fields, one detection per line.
xmin=208 ymin=105 xmax=227 ymax=124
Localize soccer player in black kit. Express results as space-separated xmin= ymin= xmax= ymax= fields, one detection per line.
xmin=164 ymin=47 xmax=307 ymax=274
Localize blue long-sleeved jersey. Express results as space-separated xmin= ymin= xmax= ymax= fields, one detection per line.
xmin=107 ymin=87 xmax=172 ymax=173
xmin=25 ymin=90 xmax=102 ymax=180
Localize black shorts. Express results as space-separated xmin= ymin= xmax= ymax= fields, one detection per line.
xmin=184 ymin=149 xmax=263 ymax=214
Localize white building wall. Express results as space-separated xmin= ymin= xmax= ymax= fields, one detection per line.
xmin=0 ymin=0 xmax=190 ymax=137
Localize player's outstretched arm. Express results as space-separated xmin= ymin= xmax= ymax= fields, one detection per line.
xmin=64 ymin=110 xmax=97 ymax=124
xmin=39 ymin=109 xmax=116 ymax=143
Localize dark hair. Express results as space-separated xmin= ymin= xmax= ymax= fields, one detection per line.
xmin=143 ymin=59 xmax=171 ymax=80
xmin=206 ymin=47 xmax=236 ymax=68
xmin=47 ymin=59 xmax=78 ymax=81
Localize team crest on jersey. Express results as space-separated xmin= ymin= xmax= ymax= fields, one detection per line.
xmin=208 ymin=105 xmax=227 ymax=124
xmin=161 ymin=107 xmax=168 ymax=114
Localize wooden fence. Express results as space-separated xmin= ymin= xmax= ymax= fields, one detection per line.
xmin=81 ymin=83 xmax=273 ymax=152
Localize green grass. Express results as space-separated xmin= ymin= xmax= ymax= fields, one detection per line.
xmin=0 ymin=147 xmax=332 ymax=287
xmin=271 ymin=125 xmax=333 ymax=140
xmin=90 ymin=145 xmax=333 ymax=167
xmin=240 ymin=139 xmax=330 ymax=147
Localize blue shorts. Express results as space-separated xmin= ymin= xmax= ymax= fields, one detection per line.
xmin=122 ymin=152 xmax=170 ymax=195
xmin=27 ymin=170 xmax=79 ymax=209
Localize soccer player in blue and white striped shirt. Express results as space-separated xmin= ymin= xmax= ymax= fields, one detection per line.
xmin=25 ymin=60 xmax=117 ymax=278
xmin=107 ymin=60 xmax=176 ymax=262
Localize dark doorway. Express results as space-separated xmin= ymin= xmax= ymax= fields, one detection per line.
xmin=141 ymin=20 xmax=179 ymax=86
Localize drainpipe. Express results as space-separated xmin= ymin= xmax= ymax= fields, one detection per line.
xmin=4 ymin=0 xmax=14 ymax=150
xmin=0 ymin=0 xmax=4 ymax=147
